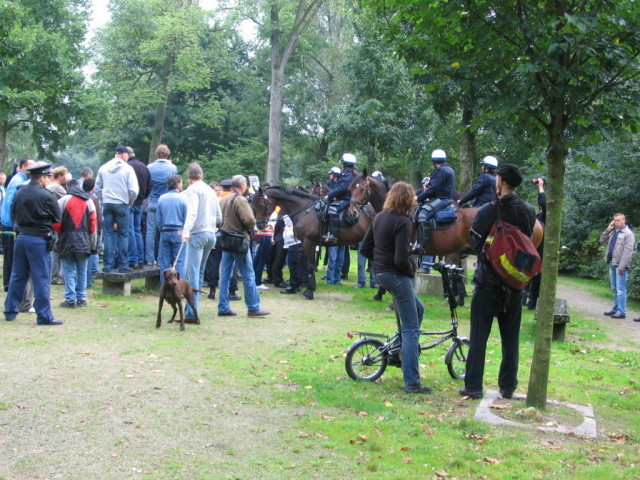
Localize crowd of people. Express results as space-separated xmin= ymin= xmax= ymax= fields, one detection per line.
xmin=4 ymin=144 xmax=621 ymax=400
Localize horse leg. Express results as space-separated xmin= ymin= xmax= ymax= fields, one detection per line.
xmin=302 ymin=242 xmax=316 ymax=300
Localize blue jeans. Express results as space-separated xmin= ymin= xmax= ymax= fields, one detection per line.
xmin=86 ymin=252 xmax=99 ymax=287
xmin=252 ymin=235 xmax=272 ymax=286
xmin=608 ymin=263 xmax=629 ymax=316
xmin=3 ymin=234 xmax=55 ymax=324
xmin=326 ymin=246 xmax=345 ymax=284
xmin=184 ymin=231 xmax=216 ymax=319
xmin=103 ymin=203 xmax=130 ymax=271
xmin=145 ymin=203 xmax=157 ymax=264
xmin=61 ymin=252 xmax=89 ymax=303
xmin=376 ymin=272 xmax=425 ymax=389
xmin=158 ymin=231 xmax=186 ymax=284
xmin=218 ymin=250 xmax=261 ymax=314
xmin=357 ymin=245 xmax=378 ymax=287
xmin=420 ymin=255 xmax=434 ymax=272
xmin=128 ymin=205 xmax=144 ymax=266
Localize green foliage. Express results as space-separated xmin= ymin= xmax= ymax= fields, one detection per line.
xmin=0 ymin=0 xmax=89 ymax=168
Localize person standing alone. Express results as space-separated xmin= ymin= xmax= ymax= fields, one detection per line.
xmin=600 ymin=213 xmax=635 ymax=320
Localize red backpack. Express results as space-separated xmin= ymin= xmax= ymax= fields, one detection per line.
xmin=483 ymin=205 xmax=542 ymax=290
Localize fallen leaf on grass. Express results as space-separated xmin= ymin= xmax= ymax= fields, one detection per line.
xmin=467 ymin=433 xmax=486 ymax=444
xmin=358 ymin=434 xmax=368 ymax=442
xmin=401 ymin=458 xmax=412 ymax=463
xmin=606 ymin=433 xmax=628 ymax=444
xmin=384 ymin=401 xmax=393 ymax=407
xmin=489 ymin=403 xmax=511 ymax=409
xmin=435 ymin=470 xmax=450 ymax=477
xmin=299 ymin=432 xmax=310 ymax=438
xmin=195 ymin=379 xmax=204 ymax=384
xmin=400 ymin=446 xmax=410 ymax=451
xmin=358 ymin=411 xmax=368 ymax=417
xmin=481 ymin=457 xmax=501 ymax=464
xmin=320 ymin=414 xmax=333 ymax=421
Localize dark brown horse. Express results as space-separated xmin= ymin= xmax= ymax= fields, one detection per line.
xmin=261 ymin=186 xmax=376 ymax=300
xmin=348 ymin=170 xmax=389 ymax=213
xmin=250 ymin=187 xmax=276 ymax=230
xmin=308 ymin=181 xmax=328 ymax=198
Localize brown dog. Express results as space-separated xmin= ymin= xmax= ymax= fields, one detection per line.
xmin=156 ymin=268 xmax=204 ymax=331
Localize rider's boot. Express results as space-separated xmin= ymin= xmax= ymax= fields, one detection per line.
xmin=414 ymin=222 xmax=431 ymax=253
xmin=323 ymin=214 xmax=340 ymax=243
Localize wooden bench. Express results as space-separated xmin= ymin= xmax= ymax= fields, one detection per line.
xmin=553 ymin=298 xmax=570 ymax=342
xmin=94 ymin=266 xmax=161 ymax=295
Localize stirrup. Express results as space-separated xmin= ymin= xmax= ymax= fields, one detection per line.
xmin=323 ymin=234 xmax=338 ymax=244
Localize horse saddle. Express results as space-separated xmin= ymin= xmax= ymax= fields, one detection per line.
xmin=315 ymin=200 xmax=359 ymax=226
xmin=420 ymin=203 xmax=457 ymax=230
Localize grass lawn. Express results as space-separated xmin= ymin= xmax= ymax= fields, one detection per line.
xmin=0 ymin=257 xmax=638 ymax=479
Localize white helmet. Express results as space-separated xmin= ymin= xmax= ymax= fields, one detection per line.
xmin=431 ymin=149 xmax=447 ymax=162
xmin=371 ymin=170 xmax=384 ymax=180
xmin=341 ymin=153 xmax=357 ymax=165
xmin=328 ymin=166 xmax=341 ymax=175
xmin=480 ymin=155 xmax=498 ymax=169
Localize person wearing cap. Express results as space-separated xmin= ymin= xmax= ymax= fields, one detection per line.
xmin=125 ymin=147 xmax=151 ymax=269
xmin=415 ymin=149 xmax=456 ymax=252
xmin=95 ymin=145 xmax=139 ymax=272
xmin=460 ymin=163 xmax=536 ymax=400
xmin=4 ymin=163 xmax=63 ymax=325
xmin=146 ymin=144 xmax=177 ymax=265
xmin=323 ymin=153 xmax=358 ymax=243
xmin=458 ymin=155 xmax=499 ymax=207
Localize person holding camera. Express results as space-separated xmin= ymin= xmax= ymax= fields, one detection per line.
xmin=524 ymin=177 xmax=547 ymax=310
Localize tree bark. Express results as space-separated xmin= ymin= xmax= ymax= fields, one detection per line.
xmin=458 ymin=107 xmax=476 ymax=194
xmin=526 ymin=121 xmax=566 ymax=409
xmin=148 ymin=55 xmax=175 ymax=164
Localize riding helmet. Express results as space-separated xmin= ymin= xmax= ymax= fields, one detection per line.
xmin=431 ymin=149 xmax=447 ymax=162
xmin=341 ymin=153 xmax=357 ymax=165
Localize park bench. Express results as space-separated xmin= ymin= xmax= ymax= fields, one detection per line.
xmin=552 ymin=298 xmax=570 ymax=342
xmin=94 ymin=266 xmax=161 ymax=295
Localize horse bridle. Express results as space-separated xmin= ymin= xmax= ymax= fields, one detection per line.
xmin=252 ymin=191 xmax=271 ymax=230
xmin=350 ymin=178 xmax=371 ymax=211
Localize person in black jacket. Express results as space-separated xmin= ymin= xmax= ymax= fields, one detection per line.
xmin=3 ymin=163 xmax=62 ymax=325
xmin=460 ymin=164 xmax=536 ymax=400
xmin=458 ymin=155 xmax=499 ymax=207
xmin=361 ymin=181 xmax=432 ymax=395
xmin=126 ymin=147 xmax=151 ymax=269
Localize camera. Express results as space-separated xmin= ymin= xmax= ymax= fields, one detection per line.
xmin=531 ymin=177 xmax=546 ymax=185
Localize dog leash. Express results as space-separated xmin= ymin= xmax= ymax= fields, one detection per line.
xmin=172 ymin=240 xmax=185 ymax=269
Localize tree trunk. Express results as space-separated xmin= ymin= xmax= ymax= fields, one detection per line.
xmin=0 ymin=123 xmax=7 ymax=173
xmin=526 ymin=122 xmax=566 ymax=409
xmin=458 ymin=107 xmax=475 ymax=194
xmin=315 ymin=136 xmax=329 ymax=164
xmin=148 ymin=56 xmax=175 ymax=163
xmin=267 ymin=65 xmax=284 ymax=184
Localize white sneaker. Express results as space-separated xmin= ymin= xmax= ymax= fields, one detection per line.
xmin=256 ymin=284 xmax=269 ymax=291
xmin=28 ymin=307 xmax=36 ymax=313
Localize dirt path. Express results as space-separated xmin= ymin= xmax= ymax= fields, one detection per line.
xmin=556 ymin=280 xmax=640 ymax=351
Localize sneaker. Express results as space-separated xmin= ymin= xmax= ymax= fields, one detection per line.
xmin=59 ymin=300 xmax=76 ymax=309
xmin=459 ymin=386 xmax=483 ymax=399
xmin=634 ymin=318 xmax=640 ymax=322
xmin=76 ymin=299 xmax=87 ymax=307
xmin=610 ymin=313 xmax=626 ymax=319
xmin=256 ymin=284 xmax=269 ymax=291
xmin=604 ymin=310 xmax=616 ymax=316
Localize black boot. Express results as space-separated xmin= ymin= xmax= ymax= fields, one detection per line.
xmin=415 ymin=222 xmax=430 ymax=252
xmin=323 ymin=214 xmax=340 ymax=243
xmin=207 ymin=286 xmax=216 ymax=300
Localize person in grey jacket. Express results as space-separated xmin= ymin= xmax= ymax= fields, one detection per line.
xmin=600 ymin=213 xmax=635 ymax=319
xmin=95 ymin=145 xmax=139 ymax=272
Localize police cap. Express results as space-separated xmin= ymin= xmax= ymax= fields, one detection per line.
xmin=27 ymin=163 xmax=53 ymax=177
xmin=220 ymin=178 xmax=233 ymax=188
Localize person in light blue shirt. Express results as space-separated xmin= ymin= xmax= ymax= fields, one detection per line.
xmin=146 ymin=144 xmax=177 ymax=265
xmin=157 ymin=174 xmax=187 ymax=283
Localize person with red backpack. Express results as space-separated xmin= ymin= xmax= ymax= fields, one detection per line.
xmin=460 ymin=164 xmax=537 ymax=400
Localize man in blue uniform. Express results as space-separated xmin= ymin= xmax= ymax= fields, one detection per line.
xmin=324 ymin=154 xmax=357 ymax=243
xmin=4 ymin=163 xmax=62 ymax=325
xmin=415 ymin=149 xmax=456 ymax=252
xmin=458 ymin=155 xmax=499 ymax=207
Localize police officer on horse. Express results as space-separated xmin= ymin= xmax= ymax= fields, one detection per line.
xmin=415 ymin=149 xmax=456 ymax=252
xmin=324 ymin=153 xmax=358 ymax=243
xmin=458 ymin=155 xmax=499 ymax=207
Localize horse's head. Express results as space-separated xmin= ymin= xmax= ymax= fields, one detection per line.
xmin=349 ymin=169 xmax=389 ymax=213
xmin=308 ymin=180 xmax=326 ymax=198
xmin=250 ymin=187 xmax=275 ymax=230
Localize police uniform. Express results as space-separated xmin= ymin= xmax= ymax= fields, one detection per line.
xmin=324 ymin=158 xmax=357 ymax=243
xmin=4 ymin=164 xmax=62 ymax=325
xmin=415 ymin=162 xmax=455 ymax=251
xmin=459 ymin=171 xmax=497 ymax=207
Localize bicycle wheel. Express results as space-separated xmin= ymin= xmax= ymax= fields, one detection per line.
xmin=445 ymin=337 xmax=470 ymax=380
xmin=345 ymin=338 xmax=388 ymax=381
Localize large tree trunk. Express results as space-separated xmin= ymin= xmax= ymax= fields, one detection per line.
xmin=267 ymin=66 xmax=284 ymax=183
xmin=526 ymin=121 xmax=566 ymax=409
xmin=148 ymin=56 xmax=175 ymax=163
xmin=458 ymin=107 xmax=475 ymax=194
xmin=0 ymin=123 xmax=7 ymax=173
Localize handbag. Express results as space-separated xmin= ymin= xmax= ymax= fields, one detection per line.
xmin=216 ymin=194 xmax=250 ymax=254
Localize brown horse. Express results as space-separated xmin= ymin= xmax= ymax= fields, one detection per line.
xmin=261 ymin=186 xmax=376 ymax=300
xmin=349 ymin=177 xmax=543 ymax=253
xmin=249 ymin=187 xmax=276 ymax=230
xmin=308 ymin=180 xmax=328 ymax=197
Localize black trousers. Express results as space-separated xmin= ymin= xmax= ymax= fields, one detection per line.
xmin=2 ymin=228 xmax=15 ymax=292
xmin=203 ymin=248 xmax=237 ymax=292
xmin=464 ymin=284 xmax=523 ymax=394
